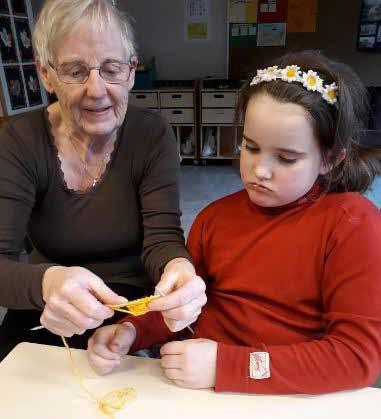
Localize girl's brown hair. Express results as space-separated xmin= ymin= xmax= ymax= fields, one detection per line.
xmin=235 ymin=50 xmax=381 ymax=193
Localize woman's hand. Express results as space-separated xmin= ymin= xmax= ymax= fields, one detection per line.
xmin=149 ymin=258 xmax=207 ymax=332
xmin=87 ymin=323 xmax=136 ymax=375
xmin=40 ymin=266 xmax=127 ymax=337
xmin=160 ymin=338 xmax=218 ymax=389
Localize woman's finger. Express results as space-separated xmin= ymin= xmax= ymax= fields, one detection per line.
xmin=46 ymin=299 xmax=103 ymax=331
xmin=150 ymin=276 xmax=206 ymax=312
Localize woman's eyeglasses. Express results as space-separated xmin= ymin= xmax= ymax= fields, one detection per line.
xmin=48 ymin=59 xmax=137 ymax=84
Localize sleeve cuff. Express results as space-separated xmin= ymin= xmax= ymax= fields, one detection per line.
xmin=118 ymin=311 xmax=173 ymax=352
xmin=215 ymin=342 xmax=269 ymax=393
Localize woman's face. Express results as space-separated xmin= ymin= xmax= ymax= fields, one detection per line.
xmin=240 ymin=93 xmax=329 ymax=207
xmin=41 ymin=20 xmax=135 ymax=139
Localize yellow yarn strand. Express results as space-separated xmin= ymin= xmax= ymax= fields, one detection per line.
xmin=60 ymin=295 xmax=159 ymax=417
xmin=61 ymin=336 xmax=136 ymax=418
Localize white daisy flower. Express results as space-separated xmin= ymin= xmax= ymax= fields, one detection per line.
xmin=322 ymin=82 xmax=338 ymax=104
xmin=250 ymin=74 xmax=262 ymax=86
xmin=281 ymin=65 xmax=300 ymax=83
xmin=262 ymin=66 xmax=279 ymax=82
xmin=302 ymin=70 xmax=323 ymax=92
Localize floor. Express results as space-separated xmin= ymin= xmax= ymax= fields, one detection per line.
xmin=179 ymin=165 xmax=242 ymax=236
xmin=1 ymin=167 xmax=380 ymax=324
xmin=179 ymin=165 xmax=381 ymax=236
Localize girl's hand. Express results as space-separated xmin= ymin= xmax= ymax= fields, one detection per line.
xmin=87 ymin=323 xmax=136 ymax=375
xmin=41 ymin=266 xmax=127 ymax=337
xmin=160 ymin=338 xmax=218 ymax=389
xmin=149 ymin=258 xmax=207 ymax=332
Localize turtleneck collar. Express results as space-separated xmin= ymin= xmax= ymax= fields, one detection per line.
xmin=248 ymin=181 xmax=324 ymax=215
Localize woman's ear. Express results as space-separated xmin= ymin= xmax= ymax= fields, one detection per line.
xmin=319 ymin=149 xmax=346 ymax=175
xmin=37 ymin=59 xmax=54 ymax=94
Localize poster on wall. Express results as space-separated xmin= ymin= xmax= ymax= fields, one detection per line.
xmin=4 ymin=65 xmax=27 ymax=110
xmin=257 ymin=0 xmax=288 ymax=23
xmin=0 ymin=16 xmax=18 ymax=63
xmin=184 ymin=0 xmax=210 ymax=41
xmin=14 ymin=17 xmax=33 ymax=61
xmin=287 ymin=0 xmax=318 ymax=33
xmin=230 ymin=23 xmax=257 ymax=46
xmin=229 ymin=0 xmax=258 ymax=23
xmin=257 ymin=22 xmax=286 ymax=46
xmin=358 ymin=0 xmax=381 ymax=50
xmin=22 ymin=64 xmax=42 ymax=106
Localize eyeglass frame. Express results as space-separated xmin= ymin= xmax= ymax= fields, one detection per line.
xmin=48 ymin=58 xmax=138 ymax=85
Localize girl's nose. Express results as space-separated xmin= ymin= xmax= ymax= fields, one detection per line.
xmin=253 ymin=156 xmax=272 ymax=180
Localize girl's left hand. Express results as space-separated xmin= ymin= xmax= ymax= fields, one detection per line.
xmin=160 ymin=338 xmax=218 ymax=389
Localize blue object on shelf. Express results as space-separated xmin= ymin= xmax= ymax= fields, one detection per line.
xmin=134 ymin=57 xmax=156 ymax=89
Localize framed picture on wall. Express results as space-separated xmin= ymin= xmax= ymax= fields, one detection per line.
xmin=10 ymin=0 xmax=27 ymax=17
xmin=0 ymin=0 xmax=10 ymax=14
xmin=0 ymin=0 xmax=47 ymax=115
xmin=3 ymin=65 xmax=27 ymax=110
xmin=14 ymin=17 xmax=33 ymax=61
xmin=22 ymin=64 xmax=42 ymax=106
xmin=358 ymin=0 xmax=381 ymax=50
xmin=0 ymin=15 xmax=18 ymax=62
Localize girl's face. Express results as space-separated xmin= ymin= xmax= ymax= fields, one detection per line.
xmin=240 ymin=93 xmax=329 ymax=207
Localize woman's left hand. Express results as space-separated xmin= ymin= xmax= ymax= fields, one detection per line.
xmin=160 ymin=338 xmax=217 ymax=389
xmin=148 ymin=258 xmax=207 ymax=332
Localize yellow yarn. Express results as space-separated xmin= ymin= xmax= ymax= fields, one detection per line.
xmin=107 ymin=294 xmax=160 ymax=316
xmin=61 ymin=336 xmax=136 ymax=418
xmin=60 ymin=295 xmax=159 ymax=417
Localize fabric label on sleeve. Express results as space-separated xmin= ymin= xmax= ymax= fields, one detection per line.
xmin=249 ymin=352 xmax=270 ymax=379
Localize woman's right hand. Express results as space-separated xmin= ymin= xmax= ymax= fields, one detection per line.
xmin=40 ymin=266 xmax=127 ymax=337
xmin=87 ymin=323 xmax=136 ymax=375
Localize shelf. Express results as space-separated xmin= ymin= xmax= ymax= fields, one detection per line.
xmin=200 ymin=125 xmax=240 ymax=160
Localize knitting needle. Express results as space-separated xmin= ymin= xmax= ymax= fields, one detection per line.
xmin=30 ymin=325 xmax=44 ymax=331
xmin=155 ymin=288 xmax=194 ymax=334
xmin=31 ymin=292 xmax=196 ymax=334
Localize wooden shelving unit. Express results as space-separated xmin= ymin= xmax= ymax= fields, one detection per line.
xmin=130 ymin=84 xmax=197 ymax=162
xmin=199 ymin=80 xmax=242 ymax=162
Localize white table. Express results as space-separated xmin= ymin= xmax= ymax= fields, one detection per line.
xmin=0 ymin=342 xmax=380 ymax=419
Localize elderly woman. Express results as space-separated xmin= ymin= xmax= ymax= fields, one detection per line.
xmin=0 ymin=0 xmax=206 ymax=353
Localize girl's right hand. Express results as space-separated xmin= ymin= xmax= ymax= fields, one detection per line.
xmin=87 ymin=323 xmax=137 ymax=375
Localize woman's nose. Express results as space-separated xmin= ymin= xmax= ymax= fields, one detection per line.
xmin=84 ymin=69 xmax=107 ymax=98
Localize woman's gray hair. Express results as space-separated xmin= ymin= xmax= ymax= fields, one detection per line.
xmin=33 ymin=0 xmax=137 ymax=66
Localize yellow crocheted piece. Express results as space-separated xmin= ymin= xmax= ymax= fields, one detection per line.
xmin=61 ymin=336 xmax=137 ymax=418
xmin=107 ymin=295 xmax=160 ymax=316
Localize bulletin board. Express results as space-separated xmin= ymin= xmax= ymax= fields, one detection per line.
xmin=228 ymin=0 xmax=320 ymax=80
xmin=0 ymin=0 xmax=47 ymax=116
xmin=357 ymin=0 xmax=381 ymax=51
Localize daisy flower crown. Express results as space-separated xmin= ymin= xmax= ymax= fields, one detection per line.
xmin=249 ymin=65 xmax=338 ymax=105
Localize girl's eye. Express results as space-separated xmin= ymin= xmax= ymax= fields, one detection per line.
xmin=246 ymin=145 xmax=259 ymax=153
xmin=279 ymin=155 xmax=297 ymax=164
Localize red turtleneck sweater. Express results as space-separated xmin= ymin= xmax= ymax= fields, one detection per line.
xmin=124 ymin=188 xmax=381 ymax=394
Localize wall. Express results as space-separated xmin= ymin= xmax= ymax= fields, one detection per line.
xmin=31 ymin=0 xmax=381 ymax=85
xmin=230 ymin=0 xmax=381 ymax=86
xmin=121 ymin=0 xmax=228 ymax=80
xmin=32 ymin=0 xmax=229 ymax=80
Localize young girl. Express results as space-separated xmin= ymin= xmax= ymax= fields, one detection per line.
xmin=87 ymin=51 xmax=381 ymax=394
